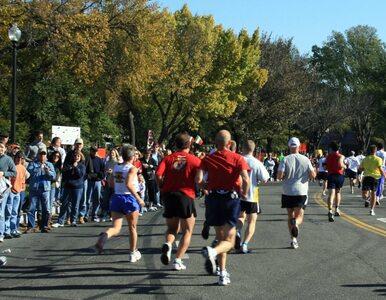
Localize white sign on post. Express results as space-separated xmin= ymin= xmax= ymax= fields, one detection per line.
xmin=51 ymin=126 xmax=81 ymax=145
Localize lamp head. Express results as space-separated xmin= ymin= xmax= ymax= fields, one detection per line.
xmin=8 ymin=24 xmax=21 ymax=43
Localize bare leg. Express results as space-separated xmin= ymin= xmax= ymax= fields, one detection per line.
xmin=175 ymin=216 xmax=195 ymax=259
xmin=125 ymin=211 xmax=139 ymax=252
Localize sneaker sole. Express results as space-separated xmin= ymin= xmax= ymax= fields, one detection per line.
xmin=160 ymin=244 xmax=171 ymax=265
xmin=202 ymin=247 xmax=216 ymax=274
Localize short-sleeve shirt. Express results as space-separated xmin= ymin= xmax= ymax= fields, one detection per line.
xmin=243 ymin=154 xmax=270 ymax=203
xmin=345 ymin=156 xmax=359 ymax=172
xmin=360 ymin=155 xmax=383 ymax=179
xmin=318 ymin=157 xmax=327 ymax=173
xmin=278 ymin=153 xmax=313 ymax=196
xmin=201 ymin=150 xmax=249 ymax=193
xmin=156 ymin=151 xmax=201 ymax=200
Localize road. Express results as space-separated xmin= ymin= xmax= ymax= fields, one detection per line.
xmin=0 ymin=181 xmax=385 ymax=300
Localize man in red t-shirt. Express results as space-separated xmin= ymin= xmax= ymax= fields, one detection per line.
xmin=156 ymin=133 xmax=201 ymax=271
xmin=198 ymin=130 xmax=249 ymax=286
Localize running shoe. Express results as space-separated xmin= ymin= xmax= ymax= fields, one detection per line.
xmin=218 ymin=271 xmax=231 ymax=286
xmin=290 ymin=218 xmax=298 ymax=237
xmin=370 ymin=209 xmax=375 ymax=216
xmin=291 ymin=239 xmax=299 ymax=249
xmin=241 ymin=243 xmax=249 ymax=254
xmin=173 ymin=259 xmax=186 ymax=271
xmin=201 ymin=223 xmax=210 ymax=240
xmin=160 ymin=243 xmax=172 ymax=265
xmin=322 ymin=191 xmax=326 ymax=196
xmin=235 ymin=231 xmax=241 ymax=250
xmin=51 ymin=223 xmax=64 ymax=228
xmin=376 ymin=198 xmax=380 ymax=206
xmin=328 ymin=212 xmax=334 ymax=222
xmin=95 ymin=232 xmax=108 ymax=254
xmin=202 ymin=246 xmax=217 ymax=274
xmin=129 ymin=250 xmax=142 ymax=263
xmin=334 ymin=208 xmax=341 ymax=217
xmin=365 ymin=200 xmax=370 ymax=207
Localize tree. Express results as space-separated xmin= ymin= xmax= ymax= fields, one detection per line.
xmin=311 ymin=25 xmax=386 ymax=151
xmin=227 ymin=34 xmax=313 ymax=151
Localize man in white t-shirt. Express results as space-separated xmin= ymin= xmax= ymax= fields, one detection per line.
xmin=277 ymin=137 xmax=316 ymax=249
xmin=356 ymin=150 xmax=365 ymax=188
xmin=345 ymin=151 xmax=360 ymax=194
xmin=235 ymin=140 xmax=270 ymax=254
xmin=317 ymin=151 xmax=328 ymax=196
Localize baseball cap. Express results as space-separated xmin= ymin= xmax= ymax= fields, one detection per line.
xmin=38 ymin=145 xmax=47 ymax=154
xmin=288 ymin=137 xmax=300 ymax=148
xmin=74 ymin=138 xmax=84 ymax=144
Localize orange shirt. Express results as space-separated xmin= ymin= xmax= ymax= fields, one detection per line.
xmin=11 ymin=164 xmax=27 ymax=193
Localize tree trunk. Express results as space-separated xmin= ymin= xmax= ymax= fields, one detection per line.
xmin=129 ymin=111 xmax=135 ymax=146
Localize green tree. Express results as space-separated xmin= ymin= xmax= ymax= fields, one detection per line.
xmin=311 ymin=25 xmax=386 ymax=151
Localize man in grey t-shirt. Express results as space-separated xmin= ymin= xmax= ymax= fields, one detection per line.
xmin=277 ymin=137 xmax=316 ymax=249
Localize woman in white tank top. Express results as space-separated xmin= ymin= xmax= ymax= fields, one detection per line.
xmin=95 ymin=146 xmax=145 ymax=263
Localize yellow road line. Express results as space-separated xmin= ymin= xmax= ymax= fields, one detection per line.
xmin=314 ymin=192 xmax=386 ymax=238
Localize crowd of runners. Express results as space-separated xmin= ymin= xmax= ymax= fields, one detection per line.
xmin=0 ymin=130 xmax=384 ymax=285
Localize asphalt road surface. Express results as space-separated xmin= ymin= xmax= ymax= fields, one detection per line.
xmin=0 ymin=181 xmax=385 ymax=300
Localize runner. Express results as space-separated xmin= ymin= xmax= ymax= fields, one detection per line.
xmin=325 ymin=142 xmax=346 ymax=222
xmin=317 ymin=151 xmax=328 ymax=196
xmin=156 ymin=133 xmax=201 ymax=271
xmin=344 ymin=151 xmax=359 ymax=194
xmin=356 ymin=150 xmax=365 ymax=189
xmin=199 ymin=130 xmax=250 ymax=286
xmin=360 ymin=144 xmax=385 ymax=216
xmin=95 ymin=146 xmax=145 ymax=263
xmin=235 ymin=140 xmax=269 ymax=253
xmin=277 ymin=137 xmax=316 ymax=249
xmin=376 ymin=143 xmax=386 ymax=205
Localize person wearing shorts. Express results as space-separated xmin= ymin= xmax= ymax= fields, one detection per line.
xmin=155 ymin=133 xmax=201 ymax=271
xmin=198 ymin=130 xmax=249 ymax=286
xmin=317 ymin=151 xmax=328 ymax=196
xmin=345 ymin=151 xmax=359 ymax=194
xmin=235 ymin=140 xmax=269 ymax=254
xmin=360 ymin=145 xmax=385 ymax=216
xmin=325 ymin=141 xmax=346 ymax=222
xmin=95 ymin=146 xmax=145 ymax=263
xmin=277 ymin=137 xmax=316 ymax=249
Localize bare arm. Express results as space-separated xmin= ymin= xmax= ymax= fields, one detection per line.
xmin=195 ymin=169 xmax=204 ymax=188
xmin=276 ymin=170 xmax=285 ymax=181
xmin=126 ymin=167 xmax=144 ymax=207
xmin=240 ymin=169 xmax=250 ymax=199
xmin=309 ymin=168 xmax=317 ymax=180
xmin=339 ymin=155 xmax=346 ymax=170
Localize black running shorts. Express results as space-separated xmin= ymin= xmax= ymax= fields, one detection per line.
xmin=281 ymin=195 xmax=308 ymax=209
xmin=362 ymin=176 xmax=379 ymax=192
xmin=162 ymin=192 xmax=197 ymax=219
xmin=240 ymin=200 xmax=260 ymax=214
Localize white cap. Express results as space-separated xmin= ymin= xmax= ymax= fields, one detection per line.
xmin=288 ymin=137 xmax=300 ymax=148
xmin=74 ymin=138 xmax=84 ymax=144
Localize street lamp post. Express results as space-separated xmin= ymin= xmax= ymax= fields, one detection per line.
xmin=8 ymin=24 xmax=21 ymax=143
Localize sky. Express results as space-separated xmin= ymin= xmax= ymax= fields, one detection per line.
xmin=158 ymin=0 xmax=386 ymax=55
